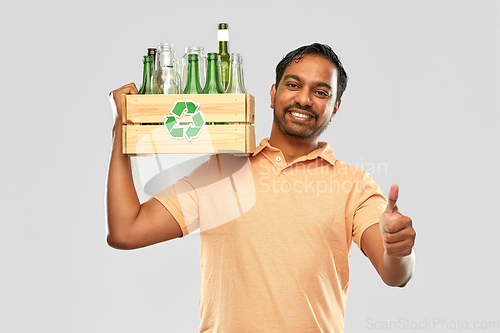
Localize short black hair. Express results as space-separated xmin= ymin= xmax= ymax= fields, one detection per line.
xmin=275 ymin=43 xmax=348 ymax=104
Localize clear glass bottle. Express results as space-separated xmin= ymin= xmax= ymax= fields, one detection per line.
xmin=226 ymin=53 xmax=247 ymax=94
xmin=138 ymin=55 xmax=153 ymax=94
xmin=152 ymin=43 xmax=180 ymax=94
xmin=181 ymin=46 xmax=206 ymax=92
xmin=218 ymin=23 xmax=230 ymax=92
xmin=202 ymin=53 xmax=224 ymax=94
xmin=183 ymin=54 xmax=202 ymax=94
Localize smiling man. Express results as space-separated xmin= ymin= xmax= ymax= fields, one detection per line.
xmin=107 ymin=43 xmax=416 ymax=333
xmin=269 ymin=49 xmax=342 ymax=161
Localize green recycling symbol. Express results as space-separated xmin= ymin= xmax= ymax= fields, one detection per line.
xmin=164 ymin=100 xmax=205 ymax=142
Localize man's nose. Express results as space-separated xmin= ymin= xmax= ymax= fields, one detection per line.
xmin=294 ymin=88 xmax=313 ymax=107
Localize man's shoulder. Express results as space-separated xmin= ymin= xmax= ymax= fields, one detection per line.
xmin=333 ymin=159 xmax=373 ymax=179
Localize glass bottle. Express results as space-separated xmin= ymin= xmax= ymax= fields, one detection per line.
xmin=218 ymin=23 xmax=230 ymax=91
xmin=138 ymin=55 xmax=153 ymax=94
xmin=152 ymin=43 xmax=180 ymax=94
xmin=183 ymin=54 xmax=202 ymax=94
xmin=202 ymin=53 xmax=224 ymax=94
xmin=226 ymin=53 xmax=247 ymax=94
xmin=147 ymin=48 xmax=157 ymax=69
xmin=181 ymin=46 xmax=206 ymax=92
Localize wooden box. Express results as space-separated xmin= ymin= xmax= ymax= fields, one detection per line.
xmin=122 ymin=94 xmax=256 ymax=154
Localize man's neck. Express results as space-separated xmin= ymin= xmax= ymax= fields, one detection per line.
xmin=268 ymin=127 xmax=320 ymax=164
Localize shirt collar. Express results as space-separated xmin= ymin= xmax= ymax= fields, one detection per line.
xmin=252 ymin=138 xmax=337 ymax=166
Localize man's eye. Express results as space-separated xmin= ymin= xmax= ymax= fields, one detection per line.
xmin=287 ymin=83 xmax=298 ymax=88
xmin=316 ymin=91 xmax=330 ymax=97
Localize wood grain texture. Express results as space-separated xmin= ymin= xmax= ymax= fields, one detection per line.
xmin=122 ymin=94 xmax=257 ymax=154
xmin=125 ymin=94 xmax=254 ymax=124
xmin=123 ymin=124 xmax=256 ymax=154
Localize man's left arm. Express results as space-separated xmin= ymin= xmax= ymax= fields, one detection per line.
xmin=361 ymin=184 xmax=416 ymax=287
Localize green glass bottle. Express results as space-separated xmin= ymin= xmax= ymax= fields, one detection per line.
xmin=202 ymin=53 xmax=224 ymax=94
xmin=138 ymin=55 xmax=153 ymax=94
xmin=147 ymin=48 xmax=156 ymax=69
xmin=218 ymin=22 xmax=230 ymax=91
xmin=183 ymin=54 xmax=202 ymax=94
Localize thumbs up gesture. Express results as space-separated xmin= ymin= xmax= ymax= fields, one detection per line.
xmin=379 ymin=184 xmax=416 ymax=258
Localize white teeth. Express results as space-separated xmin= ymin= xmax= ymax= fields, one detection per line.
xmin=290 ymin=111 xmax=312 ymax=119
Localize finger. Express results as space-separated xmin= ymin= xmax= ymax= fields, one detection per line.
xmin=110 ymin=83 xmax=138 ymax=99
xmin=385 ymin=240 xmax=414 ymax=258
xmin=384 ymin=224 xmax=416 ymax=245
xmin=384 ymin=183 xmax=399 ymax=213
xmin=385 ymin=215 xmax=412 ymax=234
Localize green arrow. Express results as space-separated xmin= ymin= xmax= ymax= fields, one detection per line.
xmin=185 ymin=101 xmax=199 ymax=114
xmin=185 ymin=124 xmax=202 ymax=141
xmin=170 ymin=127 xmax=184 ymax=138
xmin=165 ymin=100 xmax=205 ymax=141
xmin=164 ymin=115 xmax=177 ymax=131
xmin=191 ymin=111 xmax=205 ymax=127
xmin=171 ymin=102 xmax=186 ymax=117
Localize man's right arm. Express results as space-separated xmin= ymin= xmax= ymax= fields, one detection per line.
xmin=106 ymin=83 xmax=183 ymax=250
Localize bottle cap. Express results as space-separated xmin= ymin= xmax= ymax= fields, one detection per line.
xmin=218 ymin=23 xmax=228 ymax=29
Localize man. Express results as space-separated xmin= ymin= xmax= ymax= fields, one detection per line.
xmin=107 ymin=43 xmax=416 ymax=332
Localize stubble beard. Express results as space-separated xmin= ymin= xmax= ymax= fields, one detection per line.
xmin=273 ymin=104 xmax=331 ymax=142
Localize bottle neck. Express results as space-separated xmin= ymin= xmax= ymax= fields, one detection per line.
xmin=184 ymin=59 xmax=202 ymax=94
xmin=218 ymin=30 xmax=229 ymax=55
xmin=145 ymin=58 xmax=153 ymax=75
xmin=227 ymin=55 xmax=247 ymax=94
xmin=157 ymin=53 xmax=176 ymax=68
xmin=156 ymin=44 xmax=177 ymax=70
xmin=203 ymin=58 xmax=224 ymax=94
xmin=140 ymin=56 xmax=154 ymax=94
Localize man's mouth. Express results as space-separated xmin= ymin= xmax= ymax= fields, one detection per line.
xmin=289 ymin=111 xmax=313 ymax=119
xmin=286 ymin=107 xmax=316 ymax=122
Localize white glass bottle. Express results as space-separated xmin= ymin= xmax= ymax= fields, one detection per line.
xmin=152 ymin=43 xmax=181 ymax=94
xmin=226 ymin=53 xmax=247 ymax=94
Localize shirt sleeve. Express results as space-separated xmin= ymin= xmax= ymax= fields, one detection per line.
xmin=152 ymin=158 xmax=214 ymax=237
xmin=352 ymin=172 xmax=387 ymax=252
xmin=153 ymin=177 xmax=199 ymax=237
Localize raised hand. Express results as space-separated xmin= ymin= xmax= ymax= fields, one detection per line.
xmin=110 ymin=83 xmax=138 ymax=120
xmin=379 ymin=184 xmax=416 ymax=258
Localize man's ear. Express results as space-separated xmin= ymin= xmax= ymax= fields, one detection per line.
xmin=330 ymin=100 xmax=342 ymax=122
xmin=270 ymin=84 xmax=276 ymax=109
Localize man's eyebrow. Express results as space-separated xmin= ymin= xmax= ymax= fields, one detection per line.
xmin=283 ymin=74 xmax=332 ymax=92
xmin=283 ymin=74 xmax=300 ymax=81
xmin=315 ymin=81 xmax=332 ymax=91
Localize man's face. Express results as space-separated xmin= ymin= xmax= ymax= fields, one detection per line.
xmin=270 ymin=55 xmax=340 ymax=141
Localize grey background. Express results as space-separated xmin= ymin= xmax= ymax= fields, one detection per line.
xmin=1 ymin=0 xmax=499 ymax=332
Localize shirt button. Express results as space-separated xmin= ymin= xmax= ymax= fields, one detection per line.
xmin=276 ymin=156 xmax=281 ymax=162
xmin=281 ymin=170 xmax=286 ymax=175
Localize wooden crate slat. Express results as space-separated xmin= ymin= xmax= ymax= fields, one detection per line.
xmin=124 ymin=124 xmax=255 ymax=154
xmin=245 ymin=94 xmax=256 ymax=124
xmin=125 ymin=94 xmax=251 ymax=124
xmin=246 ymin=124 xmax=256 ymax=154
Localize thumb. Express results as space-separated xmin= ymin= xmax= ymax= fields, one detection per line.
xmin=385 ymin=183 xmax=399 ymax=214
